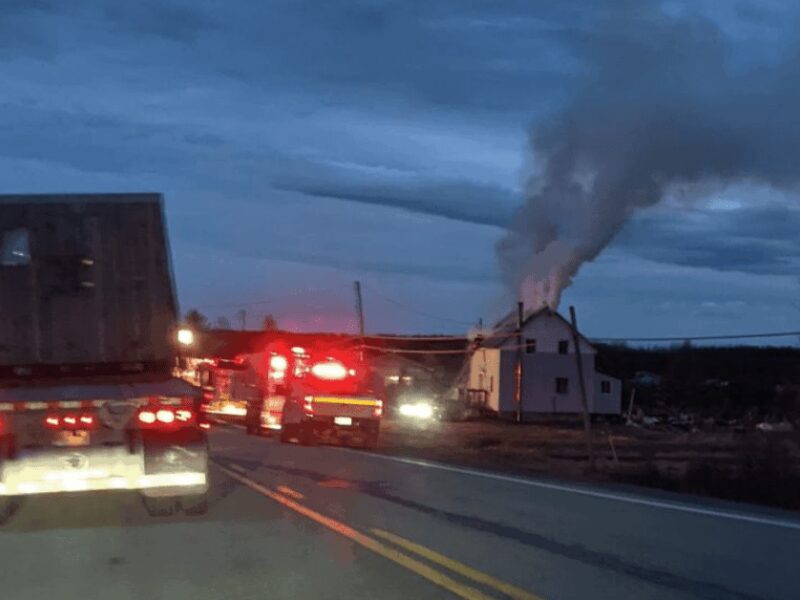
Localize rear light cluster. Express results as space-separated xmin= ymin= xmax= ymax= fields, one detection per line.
xmin=374 ymin=400 xmax=383 ymax=418
xmin=310 ymin=360 xmax=350 ymax=381
xmin=137 ymin=406 xmax=195 ymax=429
xmin=44 ymin=413 xmax=98 ymax=431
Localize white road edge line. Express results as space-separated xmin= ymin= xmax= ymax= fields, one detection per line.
xmin=339 ymin=449 xmax=800 ymax=531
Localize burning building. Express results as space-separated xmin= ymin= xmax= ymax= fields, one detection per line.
xmin=467 ymin=307 xmax=621 ymax=419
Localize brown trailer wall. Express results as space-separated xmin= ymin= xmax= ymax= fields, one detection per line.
xmin=0 ymin=194 xmax=178 ymax=370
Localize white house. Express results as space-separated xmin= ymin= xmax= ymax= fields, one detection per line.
xmin=467 ymin=307 xmax=621 ymax=419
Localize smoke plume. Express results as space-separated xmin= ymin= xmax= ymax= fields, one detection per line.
xmin=497 ymin=2 xmax=800 ymax=310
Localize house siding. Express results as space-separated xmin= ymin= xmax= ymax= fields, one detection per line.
xmin=594 ymin=375 xmax=622 ymax=414
xmin=475 ymin=309 xmax=621 ymax=418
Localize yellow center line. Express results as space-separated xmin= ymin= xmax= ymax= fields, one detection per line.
xmin=216 ymin=464 xmax=497 ymax=600
xmin=276 ymin=485 xmax=305 ymax=500
xmin=372 ymin=528 xmax=546 ymax=600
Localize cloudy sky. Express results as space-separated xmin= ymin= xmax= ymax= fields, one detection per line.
xmin=2 ymin=0 xmax=799 ymax=340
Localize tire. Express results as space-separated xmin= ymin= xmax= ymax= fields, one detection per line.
xmin=181 ymin=493 xmax=208 ymax=516
xmin=0 ymin=496 xmax=22 ymax=526
xmin=142 ymin=495 xmax=177 ymax=517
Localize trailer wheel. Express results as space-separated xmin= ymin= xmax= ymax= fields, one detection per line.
xmin=0 ymin=497 xmax=22 ymax=526
xmin=141 ymin=495 xmax=177 ymax=517
xmin=181 ymin=493 xmax=208 ymax=516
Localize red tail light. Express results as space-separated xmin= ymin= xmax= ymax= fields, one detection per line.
xmin=44 ymin=413 xmax=98 ymax=430
xmin=374 ymin=400 xmax=383 ymax=418
xmin=137 ymin=406 xmax=196 ymax=429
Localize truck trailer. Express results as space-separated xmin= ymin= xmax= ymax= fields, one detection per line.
xmin=0 ymin=193 xmax=209 ymax=521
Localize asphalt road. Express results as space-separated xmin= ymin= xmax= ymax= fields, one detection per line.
xmin=2 ymin=426 xmax=800 ymax=600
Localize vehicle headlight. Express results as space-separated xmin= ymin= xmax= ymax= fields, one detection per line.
xmin=398 ymin=402 xmax=434 ymax=419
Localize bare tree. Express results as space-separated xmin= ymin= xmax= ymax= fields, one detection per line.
xmin=262 ymin=314 xmax=278 ymax=331
xmin=184 ymin=309 xmax=209 ymax=331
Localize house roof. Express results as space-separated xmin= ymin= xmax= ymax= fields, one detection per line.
xmin=478 ymin=306 xmax=595 ymax=350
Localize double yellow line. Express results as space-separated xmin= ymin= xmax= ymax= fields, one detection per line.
xmin=217 ymin=464 xmax=544 ymax=600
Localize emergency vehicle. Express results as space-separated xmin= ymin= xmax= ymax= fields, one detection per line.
xmin=241 ymin=342 xmax=382 ymax=448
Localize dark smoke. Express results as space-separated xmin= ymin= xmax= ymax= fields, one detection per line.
xmin=497 ymin=2 xmax=800 ymax=309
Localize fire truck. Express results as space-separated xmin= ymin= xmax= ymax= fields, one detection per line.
xmin=195 ymin=358 xmax=249 ymax=419
xmin=241 ymin=342 xmax=382 ymax=448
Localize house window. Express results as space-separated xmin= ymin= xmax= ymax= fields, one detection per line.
xmin=525 ymin=338 xmax=537 ymax=353
xmin=1 ymin=228 xmax=30 ymax=266
xmin=558 ymin=340 xmax=569 ymax=354
xmin=601 ymin=380 xmax=611 ymax=394
xmin=555 ymin=377 xmax=569 ymax=394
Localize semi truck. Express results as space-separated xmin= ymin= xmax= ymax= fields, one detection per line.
xmin=0 ymin=193 xmax=209 ymax=522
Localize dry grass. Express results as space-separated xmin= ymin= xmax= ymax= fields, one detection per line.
xmin=377 ymin=418 xmax=800 ymax=510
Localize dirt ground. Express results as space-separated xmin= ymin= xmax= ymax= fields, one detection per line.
xmin=377 ymin=417 xmax=800 ymax=510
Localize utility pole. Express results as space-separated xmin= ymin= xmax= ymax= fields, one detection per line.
xmin=237 ymin=309 xmax=246 ymax=331
xmin=514 ymin=301 xmax=524 ymax=423
xmin=353 ymin=281 xmax=365 ymax=359
xmin=569 ymin=305 xmax=595 ymax=471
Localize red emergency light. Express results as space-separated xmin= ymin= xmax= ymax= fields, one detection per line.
xmin=310 ymin=360 xmax=348 ymax=381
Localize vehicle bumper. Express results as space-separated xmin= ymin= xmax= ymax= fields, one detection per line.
xmin=305 ymin=416 xmax=379 ymax=437
xmin=0 ymin=441 xmax=208 ymax=497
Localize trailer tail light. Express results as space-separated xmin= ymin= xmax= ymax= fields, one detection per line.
xmin=44 ymin=413 xmax=98 ymax=430
xmin=137 ymin=406 xmax=196 ymax=429
xmin=138 ymin=410 xmax=157 ymax=425
xmin=374 ymin=400 xmax=383 ymax=418
xmin=156 ymin=409 xmax=175 ymax=424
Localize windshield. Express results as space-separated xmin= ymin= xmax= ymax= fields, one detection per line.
xmin=2 ymin=2 xmax=799 ymax=600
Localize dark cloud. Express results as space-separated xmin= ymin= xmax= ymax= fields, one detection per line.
xmin=102 ymin=2 xmax=213 ymax=43
xmin=273 ymin=165 xmax=515 ymax=227
xmin=614 ymin=204 xmax=800 ymax=275
xmin=0 ymin=0 xmax=59 ymax=58
xmin=2 ymin=0 xmax=800 ymax=335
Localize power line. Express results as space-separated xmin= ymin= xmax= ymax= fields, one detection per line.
xmin=592 ymin=331 xmax=800 ymax=343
